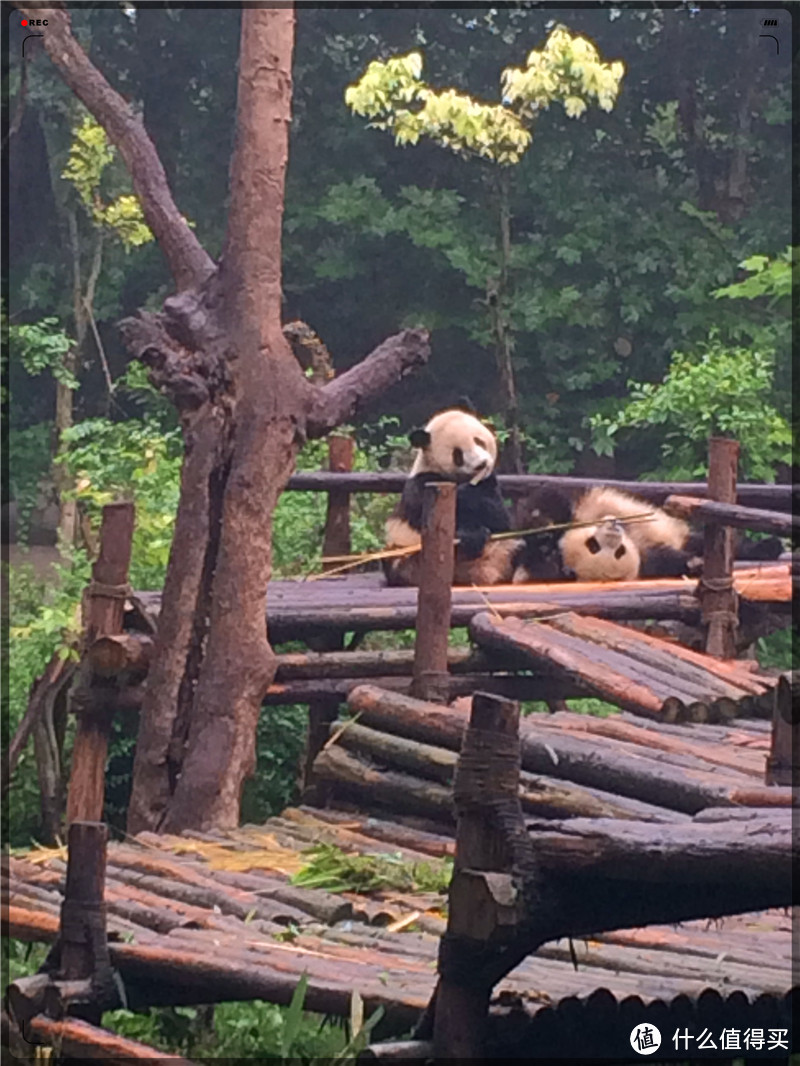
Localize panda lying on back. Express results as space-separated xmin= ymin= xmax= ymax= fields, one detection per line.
xmin=383 ymin=407 xmax=519 ymax=587
xmin=513 ymin=484 xmax=784 ymax=583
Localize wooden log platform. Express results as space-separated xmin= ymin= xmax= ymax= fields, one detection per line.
xmin=469 ymin=610 xmax=781 ymax=723
xmin=340 ymin=686 xmax=793 ymax=816
xmin=129 ymin=563 xmax=791 ymax=639
xmin=3 ymin=806 xmax=793 ymax=1034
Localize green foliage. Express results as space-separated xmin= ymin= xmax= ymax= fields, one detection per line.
xmin=589 ymin=340 xmax=792 ymax=481
xmin=8 ymin=423 xmax=53 ymax=537
xmin=104 ymin=984 xmax=383 ymax=1061
xmin=239 ymin=704 xmax=306 ymax=825
xmin=291 ymin=842 xmax=453 ymax=895
xmin=61 ymin=417 xmax=183 ymax=589
xmin=5 ymin=555 xmax=88 ymax=845
xmin=10 ymin=317 xmax=77 ymax=389
xmin=114 ymin=360 xmax=179 ymax=426
xmin=345 ymin=26 xmax=624 ymax=164
xmin=6 ymin=416 xmax=181 ymax=842
xmin=62 ymin=115 xmax=154 ymax=248
xmin=755 ymin=628 xmax=795 ymax=673
xmin=273 ymin=417 xmax=408 ymax=578
xmin=346 ymin=51 xmax=531 ymax=164
xmin=2 ymin=938 xmax=49 ymax=985
xmin=502 ymin=25 xmax=625 ymax=118
xmin=522 ymin=696 xmax=619 ymax=717
xmin=713 ymin=246 xmax=794 ymax=306
xmin=61 ymin=115 xmax=114 ymax=208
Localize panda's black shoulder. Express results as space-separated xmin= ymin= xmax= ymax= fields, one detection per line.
xmin=456 ymin=475 xmax=510 ymax=533
xmin=395 ymin=472 xmax=448 ymax=530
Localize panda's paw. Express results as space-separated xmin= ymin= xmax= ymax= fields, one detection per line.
xmin=457 ymin=526 xmax=490 ymax=560
xmin=685 ymin=555 xmax=704 ymax=578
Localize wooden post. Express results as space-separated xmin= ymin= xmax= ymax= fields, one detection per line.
xmin=321 ymin=434 xmax=354 ymax=569
xmin=433 ymin=692 xmax=522 ymax=1059
xmin=702 ymin=438 xmax=739 ymax=659
xmin=302 ymin=436 xmax=355 ymax=798
xmin=411 ymin=483 xmax=456 ymax=702
xmin=59 ymin=821 xmax=110 ymax=1024
xmin=766 ymin=673 xmax=799 ymax=786
xmin=66 ymin=502 xmax=135 ymax=825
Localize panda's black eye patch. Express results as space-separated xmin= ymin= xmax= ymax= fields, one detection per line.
xmin=586 ymin=537 xmax=601 ymax=555
xmin=615 ymin=545 xmax=626 ymax=559
xmin=452 ymin=447 xmax=465 ymax=467
xmin=474 ymin=437 xmax=487 ymax=449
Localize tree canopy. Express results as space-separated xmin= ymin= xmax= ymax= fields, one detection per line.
xmin=9 ymin=6 xmax=792 ymax=477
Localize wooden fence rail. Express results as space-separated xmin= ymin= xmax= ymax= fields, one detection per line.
xmin=287 ymin=470 xmax=796 ymax=511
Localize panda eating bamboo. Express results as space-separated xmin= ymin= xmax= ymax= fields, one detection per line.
xmin=383 ymin=406 xmax=783 ymax=588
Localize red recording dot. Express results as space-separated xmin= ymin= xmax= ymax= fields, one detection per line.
xmin=21 ymin=19 xmax=28 ymax=25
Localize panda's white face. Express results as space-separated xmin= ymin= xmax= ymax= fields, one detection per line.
xmin=560 ymin=517 xmax=641 ymax=582
xmin=409 ymin=409 xmax=498 ymax=484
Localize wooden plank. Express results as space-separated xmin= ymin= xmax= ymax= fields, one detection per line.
xmin=703 ymin=438 xmax=740 ymax=659
xmin=526 ymin=811 xmax=792 ymax=888
xmin=67 ymin=502 xmax=135 ymax=825
xmin=285 ymin=472 xmax=796 ymax=512
xmin=665 ymin=494 xmax=798 ymax=537
xmin=470 ymin=614 xmax=665 ymax=717
xmin=536 ymin=714 xmax=765 ymax=779
xmin=26 ymin=1015 xmax=198 ymax=1064
xmin=411 ymin=483 xmax=456 ymax=701
xmin=556 ymin=615 xmax=774 ymax=695
xmin=129 ymin=565 xmax=790 ymax=639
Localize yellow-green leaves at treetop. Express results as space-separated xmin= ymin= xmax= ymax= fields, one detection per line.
xmin=346 ymin=51 xmax=530 ymax=164
xmin=502 ymin=26 xmax=625 ymax=119
xmin=61 ymin=115 xmax=154 ymax=249
xmin=345 ymin=26 xmax=624 ymax=166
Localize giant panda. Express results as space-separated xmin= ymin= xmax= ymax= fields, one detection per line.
xmin=513 ymin=485 xmax=784 ymax=583
xmin=383 ymin=407 xmax=519 ymax=587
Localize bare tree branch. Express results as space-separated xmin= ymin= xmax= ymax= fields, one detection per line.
xmin=307 ymin=328 xmax=431 ymax=438
xmin=16 ymin=4 xmax=215 ymax=291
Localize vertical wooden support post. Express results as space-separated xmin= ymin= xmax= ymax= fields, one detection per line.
xmin=301 ymin=436 xmax=354 ymax=798
xmin=434 ymin=692 xmax=521 ymax=1060
xmin=321 ymin=434 xmax=354 ymax=569
xmin=766 ymin=672 xmax=799 ymax=786
xmin=66 ymin=502 xmax=135 ymax=825
xmin=59 ymin=820 xmax=110 ymax=1024
xmin=411 ymin=482 xmax=456 ymax=702
xmin=702 ymin=437 xmax=739 ymax=659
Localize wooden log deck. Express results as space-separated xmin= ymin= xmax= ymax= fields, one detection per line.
xmin=320 ymin=686 xmax=794 ymax=819
xmin=469 ymin=610 xmax=781 ymax=722
xmin=128 ymin=562 xmax=792 ymax=640
xmin=4 ymin=806 xmax=793 ymax=1034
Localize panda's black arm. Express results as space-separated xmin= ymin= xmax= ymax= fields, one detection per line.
xmin=640 ymin=546 xmax=699 ymax=578
xmin=684 ymin=530 xmax=784 ymax=562
xmin=456 ymin=476 xmax=511 ymax=534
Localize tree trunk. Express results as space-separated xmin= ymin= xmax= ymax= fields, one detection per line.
xmin=27 ymin=2 xmax=429 ymax=835
xmin=156 ymin=8 xmax=299 ymax=832
xmin=491 ymin=172 xmax=522 ymax=474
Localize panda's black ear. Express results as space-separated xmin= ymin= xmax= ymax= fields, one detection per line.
xmin=456 ymin=395 xmax=478 ymax=415
xmin=409 ymin=428 xmax=431 ymax=449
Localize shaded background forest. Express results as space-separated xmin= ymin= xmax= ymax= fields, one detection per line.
xmin=5 ymin=5 xmax=794 ymax=844
xmin=9 ymin=5 xmax=792 ymax=475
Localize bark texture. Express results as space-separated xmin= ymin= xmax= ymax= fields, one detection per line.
xmin=32 ymin=5 xmax=430 ymax=833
